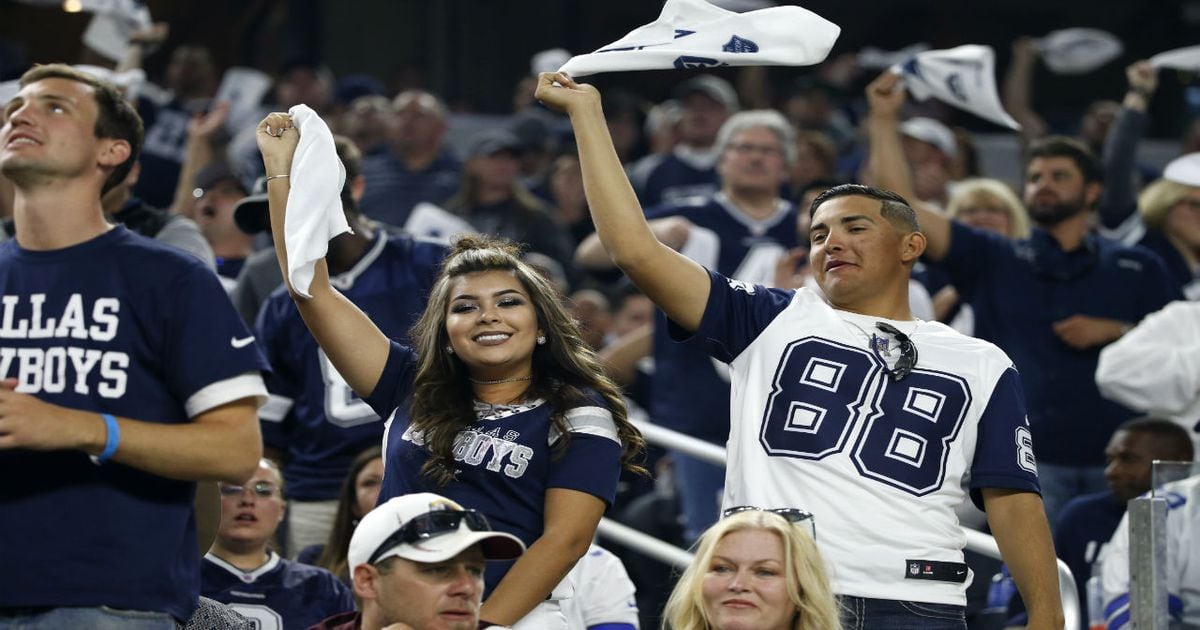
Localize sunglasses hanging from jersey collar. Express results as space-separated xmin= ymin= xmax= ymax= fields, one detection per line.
xmin=873 ymin=322 xmax=918 ymax=381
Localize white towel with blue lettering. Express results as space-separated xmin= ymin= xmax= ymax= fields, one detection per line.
xmin=284 ymin=104 xmax=349 ymax=299
xmin=557 ymin=0 xmax=839 ymax=77
xmin=892 ymin=45 xmax=1020 ymax=130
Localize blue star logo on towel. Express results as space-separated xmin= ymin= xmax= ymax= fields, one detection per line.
xmin=722 ymin=35 xmax=759 ymax=53
xmin=673 ymin=56 xmax=726 ymax=70
xmin=945 ymin=74 xmax=967 ymax=102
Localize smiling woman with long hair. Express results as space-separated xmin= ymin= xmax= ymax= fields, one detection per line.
xmin=254 ymin=112 xmax=644 ymax=630
xmin=663 ymin=510 xmax=841 ymax=630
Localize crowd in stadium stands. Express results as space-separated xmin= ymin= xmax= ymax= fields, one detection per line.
xmin=1 ymin=11 xmax=1199 ymax=630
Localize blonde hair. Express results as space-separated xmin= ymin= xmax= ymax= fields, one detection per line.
xmin=946 ymin=178 xmax=1030 ymax=240
xmin=662 ymin=511 xmax=842 ymax=630
xmin=1138 ymin=178 xmax=1196 ymax=232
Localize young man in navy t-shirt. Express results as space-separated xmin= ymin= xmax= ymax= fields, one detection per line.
xmin=0 ymin=64 xmax=268 ymax=627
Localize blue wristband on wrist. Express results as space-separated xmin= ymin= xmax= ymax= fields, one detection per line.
xmin=97 ymin=413 xmax=119 ymax=463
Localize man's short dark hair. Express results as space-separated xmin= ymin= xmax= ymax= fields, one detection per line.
xmin=19 ymin=64 xmax=144 ymax=195
xmin=1118 ymin=416 xmax=1195 ymax=461
xmin=810 ymin=183 xmax=921 ymax=233
xmin=1027 ymin=136 xmax=1102 ymax=185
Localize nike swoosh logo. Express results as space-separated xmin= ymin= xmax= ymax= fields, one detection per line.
xmin=231 ymin=336 xmax=256 ymax=348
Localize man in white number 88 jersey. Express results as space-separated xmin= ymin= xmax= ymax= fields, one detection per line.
xmin=535 ymin=70 xmax=1063 ymax=630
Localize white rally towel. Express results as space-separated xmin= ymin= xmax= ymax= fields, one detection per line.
xmin=1150 ymin=44 xmax=1200 ymax=71
xmin=892 ymin=45 xmax=1020 ymax=130
xmin=1037 ymin=28 xmax=1123 ymax=75
xmin=858 ymin=43 xmax=931 ymax=70
xmin=557 ymin=0 xmax=839 ymax=77
xmin=284 ymin=104 xmax=350 ymax=299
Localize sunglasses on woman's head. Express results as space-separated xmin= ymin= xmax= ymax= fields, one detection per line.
xmin=722 ymin=506 xmax=816 ymax=540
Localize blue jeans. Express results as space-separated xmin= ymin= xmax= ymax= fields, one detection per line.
xmin=671 ymin=451 xmax=725 ymax=543
xmin=1036 ymin=463 xmax=1107 ymax=531
xmin=840 ymin=596 xmax=966 ymax=630
xmin=0 ymin=607 xmax=178 ymax=629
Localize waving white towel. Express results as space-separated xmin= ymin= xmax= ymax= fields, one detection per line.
xmin=892 ymin=45 xmax=1019 ymax=130
xmin=284 ymin=104 xmax=349 ymax=299
xmin=1150 ymin=44 xmax=1200 ymax=71
xmin=557 ymin=0 xmax=839 ymax=77
xmin=1037 ymin=28 xmax=1123 ymax=75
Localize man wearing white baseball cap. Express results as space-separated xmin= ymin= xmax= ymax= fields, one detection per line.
xmin=308 ymin=493 xmax=525 ymax=630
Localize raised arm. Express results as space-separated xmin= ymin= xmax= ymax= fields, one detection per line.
xmin=1001 ymin=37 xmax=1049 ymax=149
xmin=1099 ymin=61 xmax=1157 ymax=231
xmin=982 ymin=488 xmax=1065 ymax=630
xmin=255 ymin=113 xmax=391 ymax=397
xmin=536 ymin=73 xmax=711 ymax=332
xmin=168 ymin=101 xmax=229 ymax=219
xmin=864 ymin=72 xmax=953 ymax=260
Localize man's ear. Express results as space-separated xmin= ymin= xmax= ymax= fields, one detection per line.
xmin=353 ymin=564 xmax=379 ymax=601
xmin=1083 ymin=181 xmax=1103 ymax=209
xmin=901 ymin=231 xmax=927 ymax=264
xmin=97 ymin=138 xmax=131 ymax=170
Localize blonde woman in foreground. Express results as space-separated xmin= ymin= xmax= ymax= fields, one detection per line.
xmin=663 ymin=509 xmax=841 ymax=630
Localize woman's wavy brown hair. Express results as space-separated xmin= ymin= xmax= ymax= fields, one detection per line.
xmin=408 ymin=234 xmax=645 ymax=486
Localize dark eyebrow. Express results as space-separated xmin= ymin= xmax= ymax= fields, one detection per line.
xmin=811 ymin=214 xmax=875 ymax=233
xmin=450 ymin=288 xmax=524 ymax=302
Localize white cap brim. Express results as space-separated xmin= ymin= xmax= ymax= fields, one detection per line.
xmin=364 ymin=524 xmax=526 ymax=570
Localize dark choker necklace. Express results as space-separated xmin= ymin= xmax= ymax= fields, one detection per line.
xmin=468 ymin=375 xmax=533 ymax=385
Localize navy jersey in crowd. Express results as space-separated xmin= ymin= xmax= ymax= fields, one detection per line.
xmin=135 ymin=89 xmax=202 ymax=208
xmin=368 ymin=342 xmax=624 ymax=593
xmin=256 ymin=232 xmax=445 ymax=501
xmin=633 ymin=150 xmax=719 ymax=208
xmin=645 ymin=193 xmax=798 ymax=443
xmin=359 ymin=149 xmax=461 ymax=228
xmin=201 ymin=552 xmax=355 ymax=630
xmin=0 ymin=227 xmax=269 ymax=621
xmin=941 ymin=223 xmax=1180 ymax=466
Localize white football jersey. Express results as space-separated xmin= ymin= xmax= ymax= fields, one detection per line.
xmin=561 ymin=545 xmax=639 ymax=629
xmin=1100 ymin=475 xmax=1200 ymax=629
xmin=683 ymin=276 xmax=1040 ymax=605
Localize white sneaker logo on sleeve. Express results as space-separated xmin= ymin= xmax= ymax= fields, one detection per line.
xmin=231 ymin=336 xmax=256 ymax=348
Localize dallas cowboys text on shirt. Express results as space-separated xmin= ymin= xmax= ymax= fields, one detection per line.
xmin=401 ymin=424 xmax=534 ymax=478
xmin=0 ymin=293 xmax=128 ymax=397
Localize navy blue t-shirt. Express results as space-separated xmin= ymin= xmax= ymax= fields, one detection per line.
xmin=202 ymin=552 xmax=355 ymax=630
xmin=940 ymin=223 xmax=1180 ymax=465
xmin=257 ymin=233 xmax=444 ymax=501
xmin=369 ymin=342 xmax=624 ymax=593
xmin=645 ymin=194 xmax=798 ymax=443
xmin=0 ymin=227 xmax=269 ymax=621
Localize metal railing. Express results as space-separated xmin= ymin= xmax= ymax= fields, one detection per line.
xmin=597 ymin=420 xmax=1080 ymax=630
